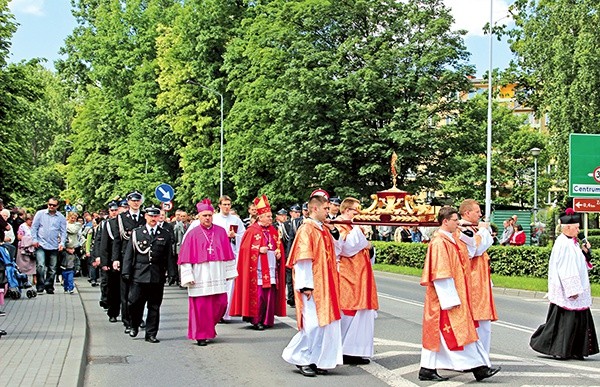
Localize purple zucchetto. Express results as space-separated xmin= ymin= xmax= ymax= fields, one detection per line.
xmin=196 ymin=198 xmax=215 ymax=213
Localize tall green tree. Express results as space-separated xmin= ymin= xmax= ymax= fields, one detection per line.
xmin=60 ymin=0 xmax=179 ymax=209
xmin=222 ymin=0 xmax=474 ymax=207
xmin=441 ymin=94 xmax=550 ymax=208
xmin=509 ymin=0 xmax=600 ymax=177
xmin=156 ymin=0 xmax=246 ymax=207
xmin=1 ymin=2 xmax=72 ymax=206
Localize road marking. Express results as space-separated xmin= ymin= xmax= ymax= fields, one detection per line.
xmin=359 ymin=361 xmax=418 ymax=387
xmin=374 ymin=338 xmax=422 ymax=348
xmin=378 ymin=292 xmax=424 ymax=307
xmin=493 ymin=320 xmax=536 ymax=333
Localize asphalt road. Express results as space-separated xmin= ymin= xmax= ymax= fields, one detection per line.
xmin=81 ymin=272 xmax=600 ymax=386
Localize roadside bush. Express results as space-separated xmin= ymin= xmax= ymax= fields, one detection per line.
xmin=373 ymin=241 xmax=599 ymax=284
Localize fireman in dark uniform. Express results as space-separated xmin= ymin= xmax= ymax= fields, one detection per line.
xmin=98 ymin=200 xmax=121 ymax=322
xmin=112 ymin=191 xmax=146 ymax=333
xmin=122 ymin=206 xmax=172 ymax=343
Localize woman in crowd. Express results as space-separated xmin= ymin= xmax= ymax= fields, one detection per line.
xmin=16 ymin=214 xmax=36 ymax=286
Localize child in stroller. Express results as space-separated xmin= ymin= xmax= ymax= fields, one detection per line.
xmin=0 ymin=244 xmax=36 ymax=299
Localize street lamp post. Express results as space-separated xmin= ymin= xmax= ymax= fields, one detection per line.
xmin=484 ymin=0 xmax=493 ymax=222
xmin=531 ymin=147 xmax=541 ymax=225
xmin=186 ymin=80 xmax=224 ymax=197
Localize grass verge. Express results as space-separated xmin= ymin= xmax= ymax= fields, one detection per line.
xmin=374 ymin=263 xmax=600 ymax=298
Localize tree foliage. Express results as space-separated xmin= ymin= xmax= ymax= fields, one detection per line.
xmin=442 ymin=94 xmax=551 ymax=208
xmin=221 ymin=0 xmax=474 ymax=207
xmin=509 ymin=0 xmax=600 ymax=177
xmin=2 ymin=0 xmax=557 ymax=215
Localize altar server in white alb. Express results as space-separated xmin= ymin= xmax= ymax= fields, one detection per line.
xmin=282 ymin=191 xmax=344 ymax=377
xmin=419 ymin=206 xmax=500 ymax=382
xmin=334 ymin=197 xmax=378 ymax=365
xmin=530 ymin=208 xmax=598 ymax=359
xmin=456 ymin=199 xmax=498 ymax=354
xmin=211 ymin=195 xmax=245 ymax=321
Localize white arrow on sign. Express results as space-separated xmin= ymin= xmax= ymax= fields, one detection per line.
xmin=158 ymin=187 xmax=171 ymax=200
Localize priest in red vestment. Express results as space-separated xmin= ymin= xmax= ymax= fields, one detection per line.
xmin=230 ymin=195 xmax=286 ymax=330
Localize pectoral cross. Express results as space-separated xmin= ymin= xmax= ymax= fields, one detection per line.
xmin=443 ymin=324 xmax=452 ymax=334
xmin=207 ymin=246 xmax=214 ymax=254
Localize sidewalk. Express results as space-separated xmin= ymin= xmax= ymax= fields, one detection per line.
xmin=0 ymin=284 xmax=87 ymax=386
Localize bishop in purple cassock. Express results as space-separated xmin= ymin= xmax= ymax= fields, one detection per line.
xmin=178 ymin=199 xmax=237 ymax=346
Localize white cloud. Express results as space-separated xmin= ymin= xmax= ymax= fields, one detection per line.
xmin=8 ymin=0 xmax=46 ymax=16
xmin=444 ymin=0 xmax=512 ymax=37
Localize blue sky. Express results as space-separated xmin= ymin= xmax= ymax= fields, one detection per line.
xmin=7 ymin=0 xmax=514 ymax=77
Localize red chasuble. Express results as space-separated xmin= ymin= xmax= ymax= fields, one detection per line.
xmin=286 ymin=219 xmax=341 ymax=329
xmin=420 ymin=232 xmax=478 ymax=352
xmin=229 ymin=223 xmax=287 ymax=318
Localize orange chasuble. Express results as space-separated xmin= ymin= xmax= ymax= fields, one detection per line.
xmin=286 ymin=219 xmax=341 ymax=329
xmin=336 ymin=224 xmax=379 ymax=313
xmin=230 ymin=223 xmax=287 ymax=319
xmin=455 ymin=228 xmax=499 ymax=322
xmin=420 ymin=233 xmax=478 ymax=352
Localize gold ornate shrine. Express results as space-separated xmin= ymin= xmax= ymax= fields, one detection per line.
xmin=333 ymin=152 xmax=440 ymax=227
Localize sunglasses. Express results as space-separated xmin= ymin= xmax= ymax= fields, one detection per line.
xmin=48 ymin=203 xmax=58 ymax=207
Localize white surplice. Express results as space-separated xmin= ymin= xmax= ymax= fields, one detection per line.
xmin=282 ymin=260 xmax=343 ymax=369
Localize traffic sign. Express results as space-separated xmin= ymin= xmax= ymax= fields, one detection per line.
xmin=573 ymin=198 xmax=600 ymax=213
xmin=569 ymin=134 xmax=600 ymax=197
xmin=155 ymin=183 xmax=174 ymax=202
xmin=161 ymin=201 xmax=173 ymax=212
xmin=64 ymin=204 xmax=74 ymax=212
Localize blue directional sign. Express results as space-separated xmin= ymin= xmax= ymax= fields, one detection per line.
xmin=155 ymin=183 xmax=175 ymax=202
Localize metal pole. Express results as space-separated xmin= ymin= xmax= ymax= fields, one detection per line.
xmin=186 ymin=80 xmax=224 ymax=197
xmin=485 ymin=0 xmax=493 ymax=222
xmin=219 ymin=94 xmax=224 ymax=198
xmin=533 ymin=155 xmax=538 ymax=224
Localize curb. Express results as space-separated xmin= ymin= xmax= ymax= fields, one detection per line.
xmin=59 ymin=284 xmax=89 ymax=387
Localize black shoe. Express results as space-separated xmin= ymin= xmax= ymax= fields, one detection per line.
xmin=91 ymin=281 xmax=98 ymax=287
xmin=309 ymin=364 xmax=329 ymax=375
xmin=124 ymin=326 xmax=131 ymax=334
xmin=254 ymin=323 xmax=265 ymax=331
xmin=140 ymin=320 xmax=146 ymax=329
xmin=197 ymin=339 xmax=208 ymax=346
xmin=0 ymin=329 xmax=6 ymax=336
xmin=109 ymin=317 xmax=117 ymax=323
xmin=343 ymin=355 xmax=370 ymax=365
xmin=45 ymin=289 xmax=54 ymax=295
xmin=296 ymin=365 xmax=316 ymax=377
xmin=168 ymin=277 xmax=176 ymax=286
xmin=129 ymin=327 xmax=139 ymax=338
xmin=145 ymin=336 xmax=160 ymax=343
xmin=287 ymin=299 xmax=296 ymax=307
xmin=418 ymin=367 xmax=449 ymax=381
xmin=99 ymin=301 xmax=108 ymax=309
xmin=472 ymin=366 xmax=501 ymax=381
xmin=0 ymin=310 xmax=6 ymax=317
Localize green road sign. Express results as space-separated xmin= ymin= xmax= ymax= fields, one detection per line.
xmin=569 ymin=133 xmax=600 ymax=197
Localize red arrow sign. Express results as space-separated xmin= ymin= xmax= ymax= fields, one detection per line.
xmin=573 ymin=198 xmax=600 ymax=213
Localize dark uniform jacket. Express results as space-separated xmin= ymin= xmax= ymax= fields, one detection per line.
xmin=122 ymin=225 xmax=172 ymax=284
xmin=98 ymin=217 xmax=118 ymax=267
xmin=286 ymin=216 xmax=304 ymax=253
xmin=112 ymin=211 xmax=146 ymax=263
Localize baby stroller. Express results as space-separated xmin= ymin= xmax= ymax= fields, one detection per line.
xmin=0 ymin=245 xmax=36 ymax=299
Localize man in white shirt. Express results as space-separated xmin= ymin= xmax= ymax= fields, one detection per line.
xmin=212 ymin=195 xmax=245 ymax=321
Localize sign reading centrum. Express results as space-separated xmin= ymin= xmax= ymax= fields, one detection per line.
xmin=569 ymin=133 xmax=600 ymax=198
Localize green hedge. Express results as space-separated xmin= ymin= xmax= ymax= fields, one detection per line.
xmin=373 ymin=241 xmax=600 ymax=284
xmin=588 ymin=229 xmax=600 ymax=236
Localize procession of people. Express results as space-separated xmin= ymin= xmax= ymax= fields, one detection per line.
xmin=0 ymin=188 xmax=597 ymax=382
